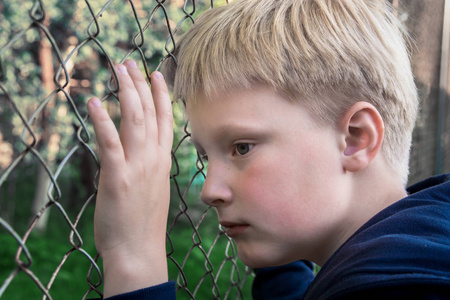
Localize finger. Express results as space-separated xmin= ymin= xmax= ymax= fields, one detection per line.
xmin=150 ymin=71 xmax=173 ymax=151
xmin=123 ymin=60 xmax=157 ymax=146
xmin=115 ymin=64 xmax=146 ymax=160
xmin=87 ymin=97 xmax=125 ymax=172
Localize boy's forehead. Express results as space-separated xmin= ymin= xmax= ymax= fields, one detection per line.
xmin=187 ymin=86 xmax=325 ymax=134
xmin=186 ymin=84 xmax=283 ymax=109
xmin=185 ymin=87 xmax=262 ymax=120
xmin=185 ymin=85 xmax=314 ymax=119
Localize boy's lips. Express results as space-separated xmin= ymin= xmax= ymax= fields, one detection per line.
xmin=220 ymin=221 xmax=249 ymax=237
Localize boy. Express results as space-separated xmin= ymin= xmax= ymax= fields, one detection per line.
xmin=87 ymin=0 xmax=450 ymax=299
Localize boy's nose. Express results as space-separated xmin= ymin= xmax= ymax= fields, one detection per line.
xmin=200 ymin=161 xmax=232 ymax=207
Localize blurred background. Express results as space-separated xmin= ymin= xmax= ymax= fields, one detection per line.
xmin=0 ymin=0 xmax=449 ymax=299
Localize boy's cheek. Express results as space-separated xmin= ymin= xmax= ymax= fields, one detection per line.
xmin=238 ymin=159 xmax=281 ymax=199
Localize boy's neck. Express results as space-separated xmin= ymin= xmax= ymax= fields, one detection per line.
xmin=318 ymin=156 xmax=407 ymax=266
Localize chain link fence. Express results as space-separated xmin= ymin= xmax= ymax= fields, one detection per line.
xmin=1 ymin=0 xmax=449 ymax=299
xmin=0 ymin=0 xmax=253 ymax=299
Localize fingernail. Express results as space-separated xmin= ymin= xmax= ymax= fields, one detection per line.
xmin=124 ymin=59 xmax=138 ymax=69
xmin=116 ymin=64 xmax=128 ymax=75
xmin=153 ymin=71 xmax=164 ymax=80
xmin=90 ymin=97 xmax=102 ymax=107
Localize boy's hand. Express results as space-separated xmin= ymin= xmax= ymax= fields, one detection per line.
xmin=87 ymin=60 xmax=173 ymax=298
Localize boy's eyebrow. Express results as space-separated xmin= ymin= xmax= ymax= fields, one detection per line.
xmin=190 ymin=123 xmax=268 ymax=150
xmin=214 ymin=123 xmax=268 ymax=139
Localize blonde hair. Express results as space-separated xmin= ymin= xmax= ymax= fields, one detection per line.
xmin=162 ymin=0 xmax=418 ymax=184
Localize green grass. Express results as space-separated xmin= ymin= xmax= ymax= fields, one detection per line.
xmin=167 ymin=217 xmax=254 ymax=299
xmin=0 ymin=204 xmax=102 ymax=300
xmin=0 ymin=205 xmax=253 ymax=299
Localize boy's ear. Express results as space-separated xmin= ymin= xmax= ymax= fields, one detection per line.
xmin=340 ymin=102 xmax=384 ymax=172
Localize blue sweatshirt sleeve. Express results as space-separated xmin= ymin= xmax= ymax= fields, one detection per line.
xmin=103 ymin=281 xmax=176 ymax=300
xmin=252 ymin=260 xmax=315 ymax=299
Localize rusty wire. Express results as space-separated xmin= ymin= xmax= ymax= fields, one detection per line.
xmin=0 ymin=0 xmax=253 ymax=299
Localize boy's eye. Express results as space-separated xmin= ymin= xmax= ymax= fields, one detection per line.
xmin=234 ymin=143 xmax=254 ymax=156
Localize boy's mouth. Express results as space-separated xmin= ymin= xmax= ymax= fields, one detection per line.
xmin=220 ymin=221 xmax=249 ymax=237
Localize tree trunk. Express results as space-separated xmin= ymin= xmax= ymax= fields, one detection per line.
xmin=31 ymin=15 xmax=56 ymax=233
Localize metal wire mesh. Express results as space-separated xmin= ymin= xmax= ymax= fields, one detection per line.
xmin=0 ymin=0 xmax=253 ymax=299
xmin=2 ymin=0 xmax=449 ymax=299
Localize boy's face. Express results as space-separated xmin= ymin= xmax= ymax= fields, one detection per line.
xmin=187 ymin=87 xmax=352 ymax=267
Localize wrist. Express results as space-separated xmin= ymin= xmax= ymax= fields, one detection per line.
xmin=102 ymin=246 xmax=168 ymax=298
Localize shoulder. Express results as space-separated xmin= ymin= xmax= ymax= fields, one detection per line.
xmin=304 ymin=174 xmax=450 ymax=300
xmin=332 ymin=284 xmax=450 ymax=300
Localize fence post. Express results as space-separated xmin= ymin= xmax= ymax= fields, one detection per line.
xmin=437 ymin=0 xmax=450 ymax=174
